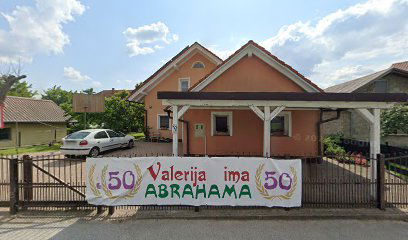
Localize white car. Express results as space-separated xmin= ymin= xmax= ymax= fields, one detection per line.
xmin=60 ymin=129 xmax=135 ymax=157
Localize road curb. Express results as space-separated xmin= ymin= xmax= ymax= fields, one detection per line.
xmin=107 ymin=209 xmax=408 ymax=222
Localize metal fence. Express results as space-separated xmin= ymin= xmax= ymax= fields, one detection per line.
xmin=0 ymin=153 xmax=407 ymax=214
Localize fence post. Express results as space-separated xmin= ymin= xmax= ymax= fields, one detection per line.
xmin=23 ymin=155 xmax=33 ymax=205
xmin=376 ymin=153 xmax=385 ymax=210
xmin=108 ymin=206 xmax=115 ymax=215
xmin=9 ymin=158 xmax=19 ymax=214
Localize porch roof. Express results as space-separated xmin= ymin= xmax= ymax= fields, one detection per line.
xmin=158 ymin=91 xmax=408 ymax=109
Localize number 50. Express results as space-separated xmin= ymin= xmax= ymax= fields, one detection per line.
xmin=107 ymin=171 xmax=135 ymax=190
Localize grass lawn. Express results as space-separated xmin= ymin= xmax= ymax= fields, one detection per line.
xmin=0 ymin=144 xmax=61 ymax=156
xmin=129 ymin=132 xmax=145 ymax=141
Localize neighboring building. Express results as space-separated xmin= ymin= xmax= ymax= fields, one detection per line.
xmin=128 ymin=42 xmax=223 ymax=141
xmin=0 ymin=96 xmax=69 ymax=149
xmin=97 ymin=88 xmax=130 ymax=98
xmin=324 ymin=61 xmax=408 ymax=147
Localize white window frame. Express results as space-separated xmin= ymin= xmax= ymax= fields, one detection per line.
xmin=191 ymin=61 xmax=206 ymax=69
xmin=178 ymin=78 xmax=190 ymax=92
xmin=211 ymin=111 xmax=233 ymax=136
xmin=270 ymin=111 xmax=292 ymax=137
xmin=157 ymin=114 xmax=171 ymax=130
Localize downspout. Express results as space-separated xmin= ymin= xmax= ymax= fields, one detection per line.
xmin=165 ymin=109 xmax=190 ymax=156
xmin=143 ymin=108 xmax=148 ymax=138
xmin=317 ymin=109 xmax=343 ymax=156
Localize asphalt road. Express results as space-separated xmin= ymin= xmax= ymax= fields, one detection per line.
xmin=2 ymin=219 xmax=406 ymax=240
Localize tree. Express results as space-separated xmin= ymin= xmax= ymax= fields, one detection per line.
xmin=93 ymin=92 xmax=145 ymax=133
xmin=0 ymin=63 xmax=26 ymax=104
xmin=381 ymin=104 xmax=408 ymax=136
xmin=7 ymin=80 xmax=37 ymax=98
xmin=42 ymin=85 xmax=73 ymax=105
xmin=81 ymin=88 xmax=95 ymax=95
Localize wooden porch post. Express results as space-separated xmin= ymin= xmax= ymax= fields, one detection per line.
xmin=263 ymin=106 xmax=271 ymax=157
xmin=172 ymin=105 xmax=178 ymax=156
xmin=371 ymin=109 xmax=381 ymax=180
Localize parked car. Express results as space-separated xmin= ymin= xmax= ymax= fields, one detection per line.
xmin=60 ymin=129 xmax=135 ymax=157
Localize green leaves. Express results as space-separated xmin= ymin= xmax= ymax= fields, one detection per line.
xmin=381 ymin=104 xmax=408 ymax=136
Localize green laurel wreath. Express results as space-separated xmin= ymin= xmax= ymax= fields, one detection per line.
xmin=93 ymin=163 xmax=143 ymax=200
xmin=256 ymin=163 xmax=298 ymax=200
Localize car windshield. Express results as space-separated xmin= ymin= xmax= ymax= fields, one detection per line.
xmin=66 ymin=131 xmax=91 ymax=139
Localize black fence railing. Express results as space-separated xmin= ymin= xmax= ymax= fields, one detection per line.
xmin=338 ymin=138 xmax=408 ymax=157
xmin=0 ymin=153 xmax=407 ymax=214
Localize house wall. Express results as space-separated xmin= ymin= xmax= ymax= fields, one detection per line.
xmin=144 ymin=52 xmax=217 ymax=139
xmin=184 ymin=55 xmax=319 ymax=156
xmin=322 ymin=73 xmax=408 ymax=148
xmin=202 ymin=56 xmax=304 ymax=92
xmin=0 ymin=122 xmax=67 ymax=149
xmin=184 ymin=109 xmax=319 ymax=156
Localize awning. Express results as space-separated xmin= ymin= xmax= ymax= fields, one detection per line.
xmin=158 ymin=92 xmax=408 ymax=109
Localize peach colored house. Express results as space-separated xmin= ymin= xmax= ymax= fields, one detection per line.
xmin=130 ymin=41 xmax=406 ymax=166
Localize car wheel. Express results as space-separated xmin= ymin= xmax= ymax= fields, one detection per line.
xmin=127 ymin=140 xmax=134 ymax=149
xmin=89 ymin=147 xmax=100 ymax=157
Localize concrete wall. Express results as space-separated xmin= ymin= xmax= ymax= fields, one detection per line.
xmin=0 ymin=122 xmax=67 ymax=149
xmin=184 ymin=109 xmax=319 ymax=156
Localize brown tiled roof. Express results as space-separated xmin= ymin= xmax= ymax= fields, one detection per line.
xmin=189 ymin=40 xmax=324 ymax=92
xmin=3 ymin=96 xmax=68 ymax=123
xmin=392 ymin=61 xmax=408 ymax=71
xmin=97 ymin=89 xmax=130 ymax=98
xmin=326 ymin=60 xmax=408 ymax=93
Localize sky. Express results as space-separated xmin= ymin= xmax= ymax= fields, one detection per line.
xmin=0 ymin=0 xmax=407 ymax=93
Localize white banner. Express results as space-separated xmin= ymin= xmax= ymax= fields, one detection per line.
xmin=86 ymin=157 xmax=302 ymax=207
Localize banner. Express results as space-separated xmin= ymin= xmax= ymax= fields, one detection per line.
xmin=86 ymin=157 xmax=302 ymax=207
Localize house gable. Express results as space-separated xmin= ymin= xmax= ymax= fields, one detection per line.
xmin=201 ymin=55 xmax=304 ymax=92
xmin=128 ymin=42 xmax=222 ymax=102
xmin=191 ymin=41 xmax=323 ymax=93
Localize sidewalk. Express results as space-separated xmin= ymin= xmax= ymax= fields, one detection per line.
xmin=1 ymin=207 xmax=407 ymax=222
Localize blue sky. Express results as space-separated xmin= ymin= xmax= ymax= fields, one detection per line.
xmin=0 ymin=0 xmax=407 ymax=93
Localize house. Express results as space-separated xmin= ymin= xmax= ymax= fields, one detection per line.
xmin=0 ymin=96 xmax=69 ymax=149
xmin=97 ymin=88 xmax=130 ymax=98
xmin=324 ymin=61 xmax=408 ymax=147
xmin=130 ymin=41 xmax=407 ymax=164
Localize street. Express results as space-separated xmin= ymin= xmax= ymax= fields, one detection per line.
xmin=1 ymin=218 xmax=407 ymax=240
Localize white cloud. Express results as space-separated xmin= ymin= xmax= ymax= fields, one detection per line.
xmin=63 ymin=66 xmax=102 ymax=89
xmin=260 ymin=0 xmax=408 ymax=88
xmin=123 ymin=21 xmax=179 ymax=57
xmin=0 ymin=0 xmax=85 ymax=63
xmin=63 ymin=66 xmax=91 ymax=82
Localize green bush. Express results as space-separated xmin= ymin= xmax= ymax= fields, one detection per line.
xmin=323 ymin=134 xmax=346 ymax=156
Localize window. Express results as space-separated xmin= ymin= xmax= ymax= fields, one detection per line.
xmin=0 ymin=128 xmax=11 ymax=140
xmin=158 ymin=115 xmax=170 ymax=130
xmin=107 ymin=130 xmax=119 ymax=138
xmin=94 ymin=131 xmax=108 ymax=139
xmin=211 ymin=112 xmax=233 ymax=136
xmin=66 ymin=131 xmax=91 ymax=139
xmin=179 ymin=78 xmax=190 ymax=92
xmin=270 ymin=112 xmax=291 ymax=137
xmin=374 ymin=80 xmax=387 ymax=93
xmin=192 ymin=61 xmax=205 ymax=69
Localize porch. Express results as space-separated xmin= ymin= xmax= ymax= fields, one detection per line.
xmin=159 ymin=91 xmax=408 ymax=181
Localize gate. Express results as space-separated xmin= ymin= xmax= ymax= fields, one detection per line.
xmin=1 ymin=153 xmax=407 ymax=213
xmin=7 ymin=155 xmax=89 ymax=213
xmin=384 ymin=155 xmax=408 ymax=208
